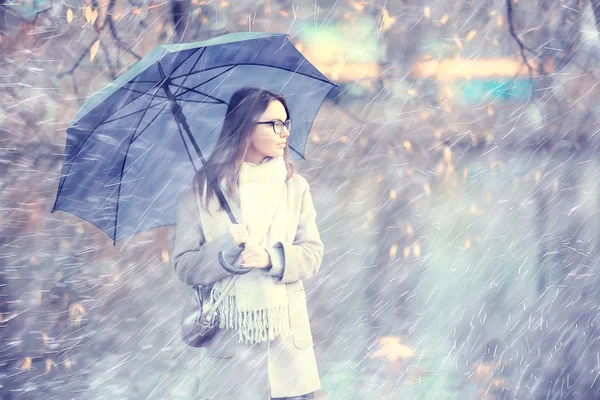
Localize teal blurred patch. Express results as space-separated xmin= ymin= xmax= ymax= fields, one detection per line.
xmin=455 ymin=78 xmax=532 ymax=104
xmin=292 ymin=17 xmax=386 ymax=64
xmin=10 ymin=0 xmax=52 ymax=21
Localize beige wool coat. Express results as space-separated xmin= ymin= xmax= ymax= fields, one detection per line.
xmin=171 ymin=172 xmax=324 ymax=399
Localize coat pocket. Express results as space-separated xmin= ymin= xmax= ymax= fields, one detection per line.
xmin=288 ymin=289 xmax=314 ymax=349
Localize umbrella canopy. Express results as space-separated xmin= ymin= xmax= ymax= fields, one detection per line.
xmin=52 ymin=32 xmax=337 ymax=245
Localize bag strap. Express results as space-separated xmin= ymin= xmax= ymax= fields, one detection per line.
xmin=195 ymin=179 xmax=238 ymax=301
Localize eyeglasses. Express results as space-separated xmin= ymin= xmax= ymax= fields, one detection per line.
xmin=256 ymin=118 xmax=292 ymax=135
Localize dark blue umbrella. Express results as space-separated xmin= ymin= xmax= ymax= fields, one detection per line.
xmin=51 ymin=32 xmax=337 ymax=249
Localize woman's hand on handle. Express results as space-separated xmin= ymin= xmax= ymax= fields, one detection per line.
xmin=227 ymin=224 xmax=271 ymax=269
xmin=227 ymin=224 xmax=250 ymax=246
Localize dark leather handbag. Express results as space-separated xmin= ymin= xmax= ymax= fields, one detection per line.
xmin=179 ymin=189 xmax=252 ymax=348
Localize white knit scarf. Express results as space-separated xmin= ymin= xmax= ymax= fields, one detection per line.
xmin=210 ymin=156 xmax=292 ymax=345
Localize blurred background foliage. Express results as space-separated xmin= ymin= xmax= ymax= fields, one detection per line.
xmin=3 ymin=0 xmax=600 ymax=398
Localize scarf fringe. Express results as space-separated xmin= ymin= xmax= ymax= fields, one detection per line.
xmin=211 ymin=286 xmax=292 ymax=345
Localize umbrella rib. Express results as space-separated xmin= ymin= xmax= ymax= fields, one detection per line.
xmin=171 ymin=65 xmax=236 ymax=99
xmin=102 ymin=99 xmax=170 ymax=125
xmin=130 ymin=101 xmax=170 ymax=143
xmin=168 ymin=49 xmax=232 ymax=105
xmin=98 ymin=48 xmax=220 ymax=130
xmin=170 ymin=47 xmax=205 ymax=82
xmin=102 ymin=96 xmax=222 ymax=127
xmin=113 ymin=89 xmax=169 ymax=243
xmin=170 ymin=62 xmax=335 ymax=86
xmin=169 ymin=83 xmax=227 ymax=105
xmin=167 ymin=44 xmax=219 ymax=171
xmin=288 ymin=144 xmax=307 ymax=161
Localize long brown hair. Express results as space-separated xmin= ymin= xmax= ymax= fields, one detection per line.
xmin=193 ymin=87 xmax=296 ymax=215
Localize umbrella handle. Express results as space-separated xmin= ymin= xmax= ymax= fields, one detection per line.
xmin=218 ymin=243 xmax=252 ymax=275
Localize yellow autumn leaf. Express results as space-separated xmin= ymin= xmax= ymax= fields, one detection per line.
xmin=475 ymin=362 xmax=493 ymax=378
xmin=466 ymin=30 xmax=477 ymax=41
xmin=440 ymin=14 xmax=449 ymax=24
xmin=381 ymin=8 xmax=396 ymax=32
xmin=403 ymin=246 xmax=411 ymax=258
xmin=389 ymin=189 xmax=397 ymax=200
xmin=389 ymin=244 xmax=398 ymax=260
xmin=436 ymin=162 xmax=445 ymax=175
xmin=90 ymin=39 xmax=100 ymax=62
xmin=84 ymin=6 xmax=92 ymax=23
xmin=423 ymin=183 xmax=431 ymax=197
xmin=161 ymin=248 xmax=169 ymax=263
xmin=403 ymin=140 xmax=412 ymax=151
xmin=90 ymin=9 xmax=98 ymax=25
xmin=347 ymin=1 xmax=361 ymax=11
xmin=406 ymin=224 xmax=414 ymax=237
xmin=443 ymin=147 xmax=452 ymax=163
xmin=424 ymin=6 xmax=431 ymax=19
xmin=20 ymin=357 xmax=32 ymax=371
xmin=497 ymin=15 xmax=504 ymax=27
xmin=340 ymin=136 xmax=348 ymax=143
xmin=64 ymin=358 xmax=72 ymax=369
xmin=465 ymin=239 xmax=472 ymax=249
xmin=453 ymin=36 xmax=463 ymax=49
xmin=367 ymin=210 xmax=374 ymax=221
xmin=370 ymin=336 xmax=416 ymax=361
xmin=413 ymin=243 xmax=421 ymax=257
xmin=45 ymin=358 xmax=56 ymax=374
xmin=66 ymin=8 xmax=73 ymax=24
xmin=69 ymin=302 xmax=86 ymax=327
xmin=534 ymin=170 xmax=541 ymax=183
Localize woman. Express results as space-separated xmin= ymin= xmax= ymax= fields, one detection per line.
xmin=171 ymin=87 xmax=324 ymax=400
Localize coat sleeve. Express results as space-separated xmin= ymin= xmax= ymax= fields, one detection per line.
xmin=171 ymin=188 xmax=240 ymax=286
xmin=262 ymin=178 xmax=324 ymax=283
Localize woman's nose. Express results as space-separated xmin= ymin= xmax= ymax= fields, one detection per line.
xmin=281 ymin=128 xmax=290 ymax=137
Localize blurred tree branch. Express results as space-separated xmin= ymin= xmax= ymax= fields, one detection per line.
xmin=506 ymin=0 xmax=540 ymax=78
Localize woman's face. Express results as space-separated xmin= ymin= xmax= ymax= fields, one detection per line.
xmin=245 ymin=100 xmax=290 ymax=164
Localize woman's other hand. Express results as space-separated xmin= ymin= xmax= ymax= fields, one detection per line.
xmin=240 ymin=241 xmax=272 ymax=269
xmin=227 ymin=224 xmax=271 ymax=269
